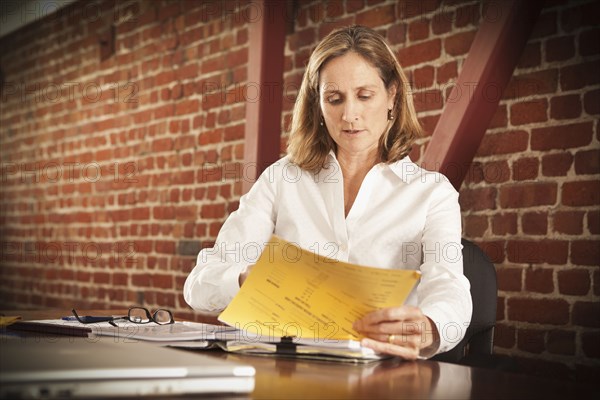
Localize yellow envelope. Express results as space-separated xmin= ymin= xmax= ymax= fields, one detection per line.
xmin=218 ymin=236 xmax=420 ymax=341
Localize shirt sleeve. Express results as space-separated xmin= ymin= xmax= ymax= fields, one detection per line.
xmin=417 ymin=179 xmax=473 ymax=356
xmin=183 ymin=166 xmax=278 ymax=312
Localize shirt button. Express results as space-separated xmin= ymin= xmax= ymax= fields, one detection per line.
xmin=339 ymin=243 xmax=348 ymax=252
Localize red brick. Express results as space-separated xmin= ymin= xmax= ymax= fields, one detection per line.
xmin=558 ymin=269 xmax=591 ymax=296
xmin=572 ymin=302 xmax=600 ymax=328
xmin=580 ymin=28 xmax=600 ymax=56
xmin=386 ymin=23 xmax=406 ymax=45
xmin=459 ymin=187 xmax=497 ymax=211
xmin=571 ymin=240 xmax=600 ymax=266
xmin=562 ymin=180 xmax=600 ymax=207
xmin=494 ymin=322 xmax=515 ymax=349
xmin=550 ymin=94 xmax=582 ymax=120
xmin=288 ymin=28 xmax=315 ymax=52
xmin=444 ymin=30 xmax=476 ymax=56
xmin=131 ymin=207 xmax=150 ymax=220
xmin=412 ymin=89 xmax=444 ymax=112
xmin=131 ymin=274 xmax=149 ymax=287
xmin=541 ymin=153 xmax=573 ymax=177
xmin=512 ymin=157 xmax=539 ymax=181
xmin=201 ymin=203 xmax=226 ymax=219
xmin=463 ymin=214 xmax=488 ymax=237
xmin=224 ymin=124 xmax=245 ymax=141
xmin=431 ymin=11 xmax=452 ymax=35
xmin=581 ymin=332 xmax=600 ymax=359
xmin=150 ymin=274 xmax=173 ymax=289
xmin=478 ymin=240 xmax=505 ymax=265
xmin=155 ymin=241 xmax=175 ymax=254
xmin=456 ymin=3 xmax=480 ymax=27
xmin=317 ymin=16 xmax=355 ymax=40
xmin=503 ymin=69 xmax=558 ymax=99
xmin=153 ymin=206 xmax=175 ymax=220
xmin=506 ymin=240 xmax=568 ymax=265
xmin=398 ymin=39 xmax=442 ymax=67
xmin=525 ymin=268 xmax=554 ymax=294
xmin=553 ymin=211 xmax=584 ymax=235
xmin=588 ymin=211 xmax=600 ymax=235
xmin=584 ymin=89 xmax=600 ymax=115
xmin=561 ymin=1 xmax=600 ymax=32
xmin=175 ymin=99 xmax=199 ymax=116
xmin=93 ymin=272 xmax=110 ymax=284
xmin=517 ymin=328 xmax=545 ymax=354
xmin=547 ymin=330 xmax=575 ymax=355
xmin=496 ymin=298 xmax=506 ymax=321
xmin=516 ymin=42 xmax=541 ymax=69
xmin=112 ymin=272 xmax=128 ymax=286
xmin=408 ymin=18 xmax=430 ymax=42
xmin=530 ymin=10 xmax=557 ymax=39
xmin=436 ymin=61 xmax=457 ymax=84
xmin=346 ymin=0 xmax=365 ymax=13
xmin=356 ymin=4 xmax=396 ymax=27
xmin=397 ymin=0 xmax=438 ymax=18
xmin=508 ymin=298 xmax=569 ymax=325
xmin=545 ymin=35 xmax=575 ymax=62
xmin=496 ymin=267 xmax=522 ymax=292
xmin=175 ymin=205 xmax=197 ymax=220
xmin=413 ymin=66 xmax=434 ymax=88
xmin=478 ymin=130 xmax=528 ymax=156
xmin=510 ymin=99 xmax=548 ymax=125
xmin=418 ymin=114 xmax=440 ymax=136
xmin=489 ymin=105 xmax=508 ymax=129
xmin=531 ymin=122 xmax=593 ymax=151
xmin=561 ymin=60 xmax=600 ymax=90
xmin=492 ymin=213 xmax=517 ymax=235
xmin=574 ymin=150 xmax=600 ymax=175
xmin=522 ymin=211 xmax=548 ymax=235
xmin=499 ymin=183 xmax=557 ymax=208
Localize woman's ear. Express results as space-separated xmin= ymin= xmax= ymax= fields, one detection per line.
xmin=387 ymin=83 xmax=398 ymax=109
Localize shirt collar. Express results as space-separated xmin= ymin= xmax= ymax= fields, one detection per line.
xmin=388 ymin=155 xmax=417 ymax=184
xmin=326 ymin=151 xmax=415 ymax=184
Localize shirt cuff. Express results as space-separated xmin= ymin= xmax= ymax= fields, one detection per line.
xmin=221 ymin=264 xmax=246 ymax=305
xmin=420 ymin=306 xmax=466 ymax=356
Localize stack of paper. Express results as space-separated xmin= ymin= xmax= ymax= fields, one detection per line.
xmin=7 ymin=236 xmax=420 ymax=362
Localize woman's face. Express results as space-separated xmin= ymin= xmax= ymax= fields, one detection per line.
xmin=319 ymin=51 xmax=396 ymax=162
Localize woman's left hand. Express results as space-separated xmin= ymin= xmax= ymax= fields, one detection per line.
xmin=353 ymin=305 xmax=440 ymax=360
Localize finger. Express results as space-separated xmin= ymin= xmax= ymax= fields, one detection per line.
xmin=356 ymin=306 xmax=424 ymax=327
xmin=360 ymin=337 xmax=420 ymax=361
xmin=364 ymin=332 xmax=423 ymax=348
xmin=354 ymin=320 xmax=426 ymax=336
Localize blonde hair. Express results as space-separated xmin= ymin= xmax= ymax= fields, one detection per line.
xmin=287 ymin=25 xmax=422 ymax=173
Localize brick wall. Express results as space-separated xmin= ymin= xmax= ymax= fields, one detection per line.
xmin=1 ymin=0 xmax=598 ymax=382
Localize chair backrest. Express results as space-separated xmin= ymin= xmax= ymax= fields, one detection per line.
xmin=432 ymin=239 xmax=497 ymax=363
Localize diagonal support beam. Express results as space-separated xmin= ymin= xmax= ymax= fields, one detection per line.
xmin=242 ymin=0 xmax=288 ymax=194
xmin=421 ymin=0 xmax=544 ymax=190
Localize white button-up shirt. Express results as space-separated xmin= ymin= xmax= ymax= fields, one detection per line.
xmin=184 ymin=153 xmax=473 ymax=354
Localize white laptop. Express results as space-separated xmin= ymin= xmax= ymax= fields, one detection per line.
xmin=0 ymin=336 xmax=255 ymax=398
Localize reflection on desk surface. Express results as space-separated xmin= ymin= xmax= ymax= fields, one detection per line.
xmin=204 ymin=351 xmax=598 ymax=400
xmin=207 ymin=352 xmax=457 ymax=400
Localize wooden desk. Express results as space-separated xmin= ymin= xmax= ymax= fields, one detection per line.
xmin=2 ymin=309 xmax=597 ymax=399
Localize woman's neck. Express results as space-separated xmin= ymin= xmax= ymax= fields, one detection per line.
xmin=336 ymin=149 xmax=379 ymax=180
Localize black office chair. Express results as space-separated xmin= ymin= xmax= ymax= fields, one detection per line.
xmin=432 ymin=239 xmax=497 ymax=364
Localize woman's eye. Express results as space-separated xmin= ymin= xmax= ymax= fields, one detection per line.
xmin=327 ymin=97 xmax=341 ymax=104
xmin=359 ymin=95 xmax=372 ymax=100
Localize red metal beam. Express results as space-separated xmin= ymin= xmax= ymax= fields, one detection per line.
xmin=421 ymin=0 xmax=544 ymax=190
xmin=242 ymin=0 xmax=287 ymax=193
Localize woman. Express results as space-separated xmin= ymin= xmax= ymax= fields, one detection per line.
xmin=184 ymin=25 xmax=472 ymax=360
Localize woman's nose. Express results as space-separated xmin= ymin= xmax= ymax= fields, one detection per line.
xmin=342 ymin=99 xmax=359 ymax=122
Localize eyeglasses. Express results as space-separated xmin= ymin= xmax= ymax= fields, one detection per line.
xmin=71 ymin=307 xmax=174 ymax=327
